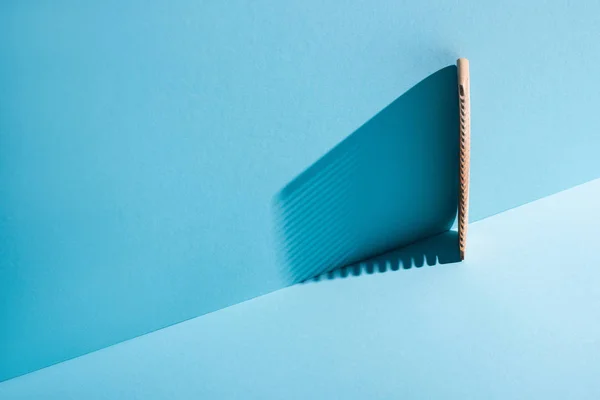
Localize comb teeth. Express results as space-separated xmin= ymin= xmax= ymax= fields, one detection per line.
xmin=457 ymin=59 xmax=471 ymax=260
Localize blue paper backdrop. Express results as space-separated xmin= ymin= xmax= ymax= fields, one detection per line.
xmin=1 ymin=0 xmax=600 ymax=381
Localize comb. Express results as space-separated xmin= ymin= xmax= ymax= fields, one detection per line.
xmin=457 ymin=58 xmax=471 ymax=260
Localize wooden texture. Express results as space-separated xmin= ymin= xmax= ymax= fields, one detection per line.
xmin=457 ymin=58 xmax=471 ymax=260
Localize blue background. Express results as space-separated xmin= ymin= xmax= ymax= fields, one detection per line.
xmin=1 ymin=0 xmax=600 ymax=381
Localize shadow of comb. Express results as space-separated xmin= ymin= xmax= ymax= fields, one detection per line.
xmin=273 ymin=66 xmax=460 ymax=284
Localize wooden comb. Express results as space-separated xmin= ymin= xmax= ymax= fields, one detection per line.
xmin=457 ymin=58 xmax=471 ymax=260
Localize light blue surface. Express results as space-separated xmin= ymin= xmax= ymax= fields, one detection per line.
xmin=1 ymin=179 xmax=599 ymax=399
xmin=2 ymin=0 xmax=600 ymax=381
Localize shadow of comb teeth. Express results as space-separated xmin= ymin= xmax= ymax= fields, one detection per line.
xmin=273 ymin=66 xmax=460 ymax=284
xmin=304 ymin=231 xmax=461 ymax=283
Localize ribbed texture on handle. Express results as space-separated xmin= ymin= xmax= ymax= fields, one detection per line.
xmin=457 ymin=58 xmax=470 ymax=260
